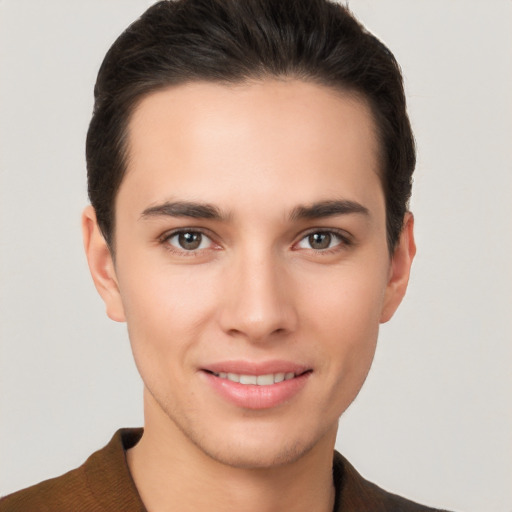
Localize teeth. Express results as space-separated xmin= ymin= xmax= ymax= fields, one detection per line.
xmin=239 ymin=375 xmax=257 ymax=385
xmin=214 ymin=372 xmax=296 ymax=385
xmin=256 ymin=374 xmax=274 ymax=385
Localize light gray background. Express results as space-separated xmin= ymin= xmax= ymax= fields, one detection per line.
xmin=1 ymin=1 xmax=511 ymax=510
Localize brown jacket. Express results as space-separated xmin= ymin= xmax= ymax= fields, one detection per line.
xmin=1 ymin=429 xmax=449 ymax=511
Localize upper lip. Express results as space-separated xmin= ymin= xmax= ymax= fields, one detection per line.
xmin=201 ymin=360 xmax=311 ymax=376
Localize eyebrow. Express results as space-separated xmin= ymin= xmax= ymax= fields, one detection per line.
xmin=140 ymin=201 xmax=226 ymax=221
xmin=289 ymin=200 xmax=369 ymax=220
xmin=140 ymin=199 xmax=369 ymax=223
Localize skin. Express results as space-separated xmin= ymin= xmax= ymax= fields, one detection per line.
xmin=83 ymin=79 xmax=415 ymax=512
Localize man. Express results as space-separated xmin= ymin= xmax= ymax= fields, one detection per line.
xmin=0 ymin=0 xmax=450 ymax=510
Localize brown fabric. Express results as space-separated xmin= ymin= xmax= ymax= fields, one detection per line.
xmin=1 ymin=428 xmax=449 ymax=512
xmin=333 ymin=453 xmax=449 ymax=512
xmin=0 ymin=429 xmax=146 ymax=512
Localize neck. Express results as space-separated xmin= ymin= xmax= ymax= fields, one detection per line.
xmin=127 ymin=392 xmax=337 ymax=512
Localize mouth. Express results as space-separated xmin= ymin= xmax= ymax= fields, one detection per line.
xmin=205 ymin=370 xmax=302 ymax=386
xmin=201 ymin=364 xmax=312 ymax=409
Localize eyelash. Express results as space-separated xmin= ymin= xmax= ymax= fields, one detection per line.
xmin=159 ymin=228 xmax=218 ymax=257
xmin=294 ymin=228 xmax=353 ymax=254
xmin=158 ymin=228 xmax=353 ymax=256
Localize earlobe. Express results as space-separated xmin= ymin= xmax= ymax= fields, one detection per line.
xmin=380 ymin=212 xmax=416 ymax=323
xmin=82 ymin=205 xmax=126 ymax=322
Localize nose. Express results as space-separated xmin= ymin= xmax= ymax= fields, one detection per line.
xmin=218 ymin=248 xmax=298 ymax=343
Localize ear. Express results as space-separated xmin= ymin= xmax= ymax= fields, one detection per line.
xmin=380 ymin=212 xmax=416 ymax=323
xmin=82 ymin=205 xmax=126 ymax=322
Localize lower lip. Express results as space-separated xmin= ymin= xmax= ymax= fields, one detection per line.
xmin=203 ymin=372 xmax=311 ymax=410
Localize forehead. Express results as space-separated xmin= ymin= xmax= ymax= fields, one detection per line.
xmin=120 ymin=79 xmax=382 ymax=216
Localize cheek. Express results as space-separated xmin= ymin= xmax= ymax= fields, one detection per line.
xmin=301 ymin=272 xmax=384 ymax=418
xmin=119 ymin=254 xmax=218 ymax=320
xmin=302 ymin=264 xmax=387 ymax=369
xmin=116 ymin=262 xmax=221 ymax=367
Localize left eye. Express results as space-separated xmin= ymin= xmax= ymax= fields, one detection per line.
xmin=166 ymin=231 xmax=213 ymax=251
xmin=297 ymin=231 xmax=343 ymax=250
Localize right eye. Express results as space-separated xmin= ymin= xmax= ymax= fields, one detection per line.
xmin=165 ymin=230 xmax=214 ymax=251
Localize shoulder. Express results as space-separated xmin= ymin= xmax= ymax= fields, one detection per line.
xmin=0 ymin=463 xmax=95 ymax=512
xmin=333 ymin=451 xmax=452 ymax=512
xmin=0 ymin=429 xmax=145 ymax=512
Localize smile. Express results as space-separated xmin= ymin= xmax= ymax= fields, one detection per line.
xmin=203 ymin=367 xmax=311 ymax=409
xmin=211 ymin=372 xmax=296 ymax=385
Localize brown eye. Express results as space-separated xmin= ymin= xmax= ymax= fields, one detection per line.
xmin=179 ymin=232 xmax=202 ymax=250
xmin=296 ymin=231 xmax=347 ymax=251
xmin=308 ymin=232 xmax=332 ymax=250
xmin=167 ymin=231 xmax=212 ymax=251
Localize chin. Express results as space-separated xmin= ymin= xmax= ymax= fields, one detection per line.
xmin=195 ymin=434 xmax=317 ymax=470
xmin=146 ymin=382 xmax=341 ymax=470
xmin=176 ymin=413 xmax=338 ymax=470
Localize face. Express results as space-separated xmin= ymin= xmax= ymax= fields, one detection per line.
xmin=84 ymin=79 xmax=414 ymax=469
